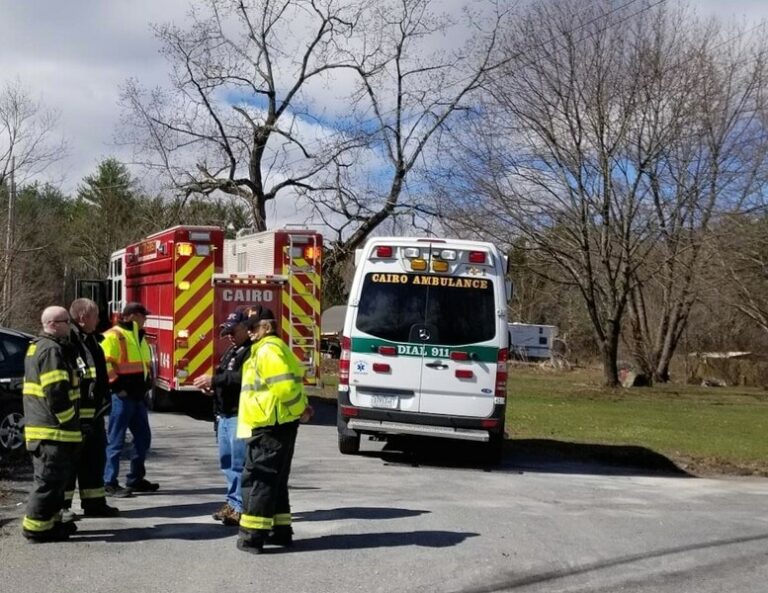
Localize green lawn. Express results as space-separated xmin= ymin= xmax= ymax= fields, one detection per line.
xmin=508 ymin=366 xmax=768 ymax=475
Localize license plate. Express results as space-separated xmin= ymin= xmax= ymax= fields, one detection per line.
xmin=371 ymin=395 xmax=398 ymax=409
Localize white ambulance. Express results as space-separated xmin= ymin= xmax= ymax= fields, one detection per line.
xmin=337 ymin=237 xmax=511 ymax=462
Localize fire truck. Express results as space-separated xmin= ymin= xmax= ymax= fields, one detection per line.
xmin=80 ymin=225 xmax=322 ymax=409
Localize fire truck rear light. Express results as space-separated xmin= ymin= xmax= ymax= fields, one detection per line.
xmin=175 ymin=338 xmax=188 ymax=349
xmin=450 ymin=351 xmax=469 ymax=361
xmin=178 ymin=281 xmax=191 ymax=290
xmin=378 ymin=346 xmax=397 ymax=356
xmin=177 ymin=329 xmax=189 ymax=338
xmin=440 ymin=250 xmax=457 ymax=261
xmin=375 ymin=246 xmax=393 ymax=258
xmin=340 ymin=405 xmax=359 ymax=417
xmin=468 ymin=251 xmax=486 ymax=264
xmin=303 ymin=246 xmax=319 ymax=261
xmin=404 ymin=247 xmax=420 ymax=258
xmin=178 ymin=358 xmax=189 ymax=369
xmin=455 ymin=369 xmax=474 ymax=379
xmin=196 ymin=244 xmax=211 ymax=256
xmin=373 ymin=363 xmax=391 ymax=373
xmin=177 ymin=242 xmax=194 ymax=257
xmin=410 ymin=259 xmax=427 ymax=271
xmin=481 ymin=419 xmax=500 ymax=429
xmin=431 ymin=260 xmax=449 ymax=272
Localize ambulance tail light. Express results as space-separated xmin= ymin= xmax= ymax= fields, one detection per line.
xmin=340 ymin=405 xmax=359 ymax=417
xmin=375 ymin=245 xmax=393 ymax=258
xmin=469 ymin=251 xmax=487 ymax=264
xmin=495 ymin=348 xmax=508 ymax=398
xmin=455 ymin=369 xmax=474 ymax=379
xmin=481 ymin=418 xmax=501 ymax=429
xmin=339 ymin=336 xmax=351 ymax=385
xmin=373 ymin=363 xmax=391 ymax=373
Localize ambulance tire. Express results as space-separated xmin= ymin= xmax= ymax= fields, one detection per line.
xmin=485 ymin=433 xmax=504 ymax=466
xmin=338 ymin=432 xmax=360 ymax=455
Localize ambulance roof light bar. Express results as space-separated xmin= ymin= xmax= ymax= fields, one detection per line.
xmin=468 ymin=251 xmax=487 ymax=264
xmin=375 ymin=245 xmax=393 ymax=258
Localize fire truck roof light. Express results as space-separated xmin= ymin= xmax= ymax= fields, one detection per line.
xmin=468 ymin=251 xmax=487 ymax=264
xmin=375 ymin=245 xmax=393 ymax=258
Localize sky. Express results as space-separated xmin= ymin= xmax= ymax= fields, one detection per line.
xmin=2 ymin=0 xmax=768 ymax=221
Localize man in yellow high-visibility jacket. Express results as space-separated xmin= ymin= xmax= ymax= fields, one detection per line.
xmin=236 ymin=308 xmax=312 ymax=554
xmin=22 ymin=306 xmax=82 ymax=542
xmin=101 ymin=302 xmax=158 ymax=497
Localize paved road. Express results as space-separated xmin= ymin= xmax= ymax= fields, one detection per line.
xmin=1 ymin=402 xmax=768 ymax=593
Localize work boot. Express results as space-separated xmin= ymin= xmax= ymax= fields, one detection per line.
xmin=236 ymin=531 xmax=267 ymax=555
xmin=83 ymin=503 xmax=120 ymax=518
xmin=127 ymin=478 xmax=159 ymax=493
xmin=267 ymin=525 xmax=294 ymax=547
xmin=221 ymin=506 xmax=241 ymax=527
xmin=105 ymin=483 xmax=133 ymax=498
xmin=60 ymin=508 xmax=78 ymax=523
xmin=58 ymin=520 xmax=78 ymax=535
xmin=23 ymin=523 xmax=72 ymax=543
xmin=212 ymin=503 xmax=232 ymax=522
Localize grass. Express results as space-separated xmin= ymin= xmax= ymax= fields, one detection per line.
xmin=318 ymin=359 xmax=768 ymax=476
xmin=508 ymin=365 xmax=768 ymax=475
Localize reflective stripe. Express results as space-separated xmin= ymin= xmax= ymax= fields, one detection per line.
xmin=85 ymin=368 xmax=97 ymax=379
xmin=264 ymin=373 xmax=301 ymax=385
xmin=26 ymin=344 xmax=37 ymax=356
xmin=64 ymin=490 xmax=75 ymax=501
xmin=282 ymin=393 xmax=303 ymax=408
xmin=79 ymin=407 xmax=96 ymax=419
xmin=40 ymin=369 xmax=69 ymax=387
xmin=22 ymin=515 xmax=55 ymax=532
xmin=23 ymin=382 xmax=44 ymax=397
xmin=239 ymin=514 xmax=273 ymax=530
xmin=25 ymin=426 xmax=82 ymax=443
xmin=273 ymin=513 xmax=291 ymax=526
xmin=69 ymin=389 xmax=81 ymax=401
xmin=55 ymin=406 xmax=76 ymax=424
xmin=114 ymin=362 xmax=145 ymax=374
xmin=81 ymin=487 xmax=106 ymax=500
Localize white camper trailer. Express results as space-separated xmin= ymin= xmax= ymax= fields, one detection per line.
xmin=508 ymin=323 xmax=557 ymax=360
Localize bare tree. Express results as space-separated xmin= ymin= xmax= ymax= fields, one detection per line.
xmin=300 ymin=0 xmax=509 ymax=302
xmin=120 ymin=0 xmax=366 ymax=230
xmin=0 ymin=80 xmax=66 ymax=324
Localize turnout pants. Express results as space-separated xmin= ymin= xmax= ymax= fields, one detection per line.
xmin=64 ymin=420 xmax=108 ymax=511
xmin=239 ymin=421 xmax=298 ymax=538
xmin=22 ymin=441 xmax=80 ymax=536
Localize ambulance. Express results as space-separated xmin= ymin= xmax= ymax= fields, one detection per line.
xmin=337 ymin=237 xmax=511 ymax=462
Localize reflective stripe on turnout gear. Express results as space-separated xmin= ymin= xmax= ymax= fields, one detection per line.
xmin=273 ymin=513 xmax=291 ymax=526
xmin=22 ymin=515 xmax=55 ymax=533
xmin=24 ymin=426 xmax=82 ymax=443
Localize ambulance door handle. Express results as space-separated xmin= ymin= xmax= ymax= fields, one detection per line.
xmin=425 ymin=361 xmax=448 ymax=370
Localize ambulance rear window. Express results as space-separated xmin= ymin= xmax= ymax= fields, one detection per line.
xmin=356 ymin=273 xmax=496 ymax=345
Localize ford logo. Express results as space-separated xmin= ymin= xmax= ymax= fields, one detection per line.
xmin=481 ymin=388 xmax=492 ymax=394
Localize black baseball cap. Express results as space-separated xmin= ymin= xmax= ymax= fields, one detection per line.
xmin=244 ymin=307 xmax=276 ymax=330
xmin=220 ymin=306 xmax=255 ymax=336
xmin=122 ymin=302 xmax=151 ymax=317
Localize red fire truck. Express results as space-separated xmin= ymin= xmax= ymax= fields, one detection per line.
xmin=80 ymin=225 xmax=322 ymax=409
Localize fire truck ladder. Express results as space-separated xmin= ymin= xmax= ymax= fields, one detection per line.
xmin=286 ymin=234 xmax=320 ymax=379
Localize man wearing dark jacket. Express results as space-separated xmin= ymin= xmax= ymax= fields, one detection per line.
xmin=193 ymin=306 xmax=256 ymax=526
xmin=22 ymin=306 xmax=82 ymax=542
xmin=62 ymin=298 xmax=119 ymax=519
xmin=101 ymin=302 xmax=158 ymax=497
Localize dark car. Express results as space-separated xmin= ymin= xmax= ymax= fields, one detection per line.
xmin=0 ymin=326 xmax=33 ymax=453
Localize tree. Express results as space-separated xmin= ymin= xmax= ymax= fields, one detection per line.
xmin=301 ymin=0 xmax=509 ymax=303
xmin=0 ymin=80 xmax=66 ymax=324
xmin=120 ymin=0 xmax=365 ymax=231
xmin=432 ymin=0 xmax=768 ymax=385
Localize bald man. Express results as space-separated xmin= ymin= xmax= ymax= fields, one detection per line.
xmin=21 ymin=306 xmax=82 ymax=543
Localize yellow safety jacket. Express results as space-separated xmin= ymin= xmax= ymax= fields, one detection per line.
xmin=23 ymin=335 xmax=82 ymax=445
xmin=101 ymin=322 xmax=151 ymax=398
xmin=237 ymin=335 xmax=307 ymax=437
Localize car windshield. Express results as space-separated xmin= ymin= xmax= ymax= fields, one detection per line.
xmin=356 ymin=273 xmax=496 ymax=345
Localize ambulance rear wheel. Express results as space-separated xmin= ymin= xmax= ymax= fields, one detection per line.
xmin=338 ymin=432 xmax=360 ymax=455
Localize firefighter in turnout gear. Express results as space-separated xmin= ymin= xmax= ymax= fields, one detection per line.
xmin=62 ymin=299 xmax=119 ymax=519
xmin=236 ymin=308 xmax=312 ymax=554
xmin=101 ymin=302 xmax=158 ymax=496
xmin=22 ymin=306 xmax=82 ymax=542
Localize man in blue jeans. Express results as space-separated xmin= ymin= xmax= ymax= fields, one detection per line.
xmin=101 ymin=302 xmax=159 ymax=497
xmin=193 ymin=306 xmax=255 ymax=525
